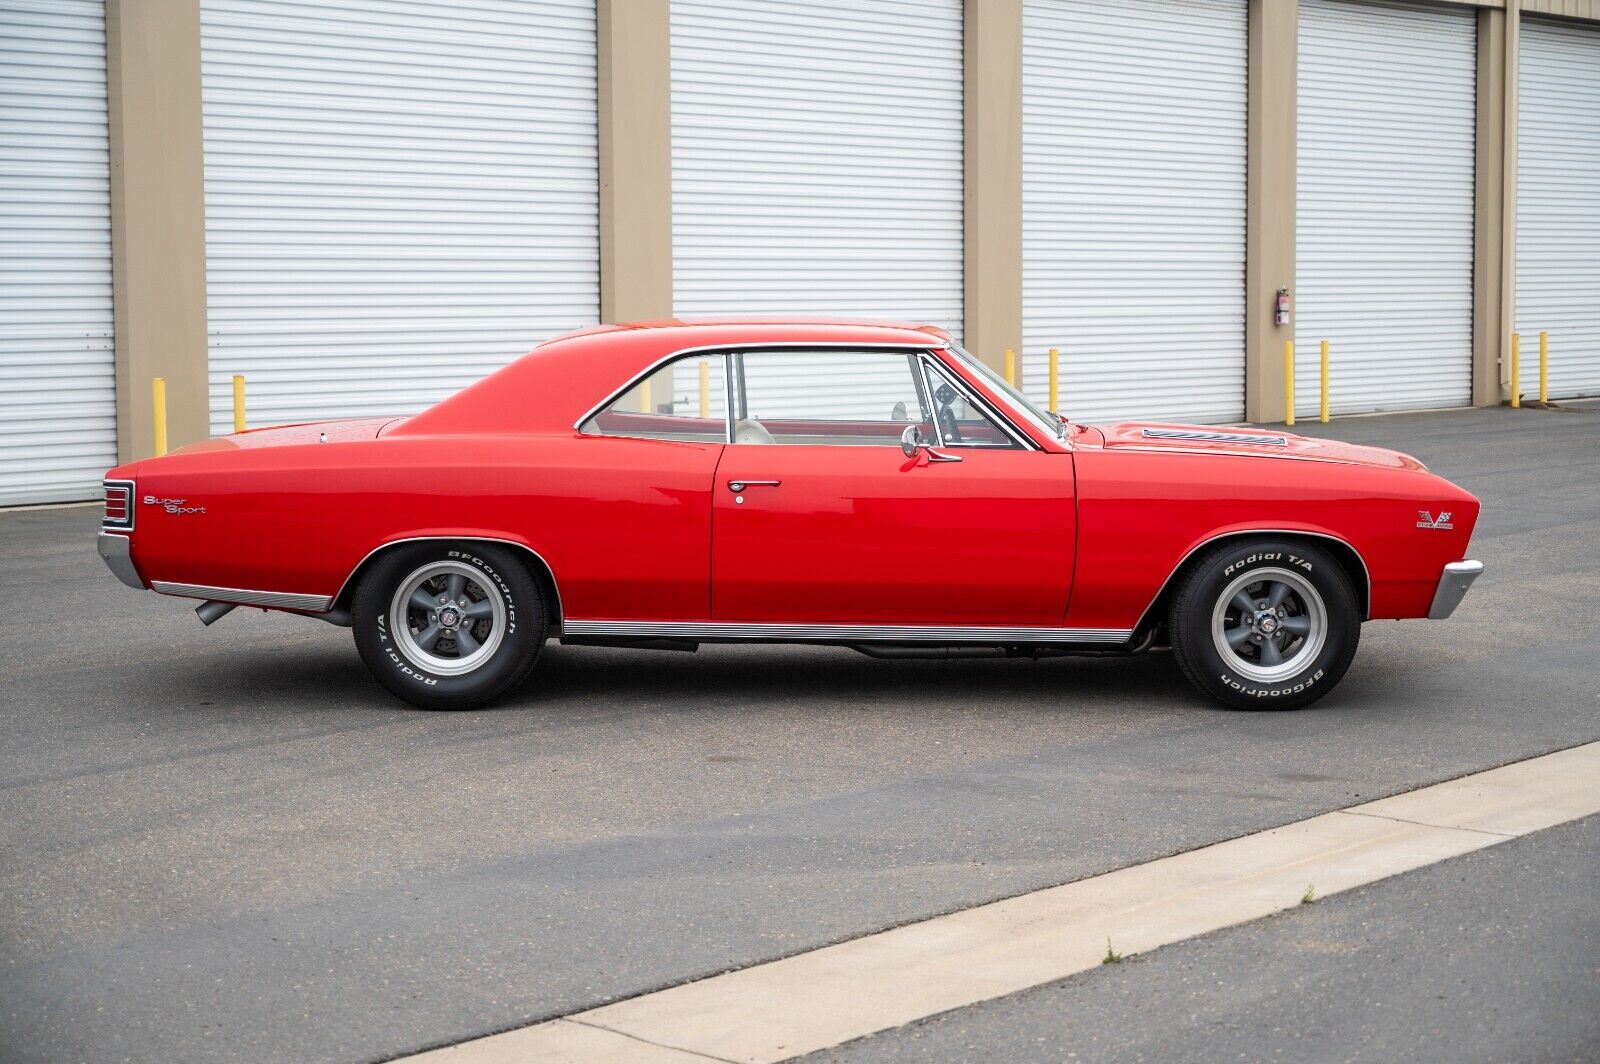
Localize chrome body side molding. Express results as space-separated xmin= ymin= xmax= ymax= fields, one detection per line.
xmin=151 ymin=581 xmax=333 ymax=613
xmin=1428 ymin=559 xmax=1483 ymax=619
xmin=560 ymin=620 xmax=1132 ymax=645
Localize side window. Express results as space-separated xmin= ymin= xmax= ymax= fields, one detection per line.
xmin=580 ymin=353 xmax=728 ymax=442
xmin=732 ymin=349 xmax=934 ymax=446
xmin=920 ymin=359 xmax=1018 ymax=449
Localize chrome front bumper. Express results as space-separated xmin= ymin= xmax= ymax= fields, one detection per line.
xmin=1428 ymin=559 xmax=1483 ymax=619
xmin=97 ymin=532 xmax=144 ymax=589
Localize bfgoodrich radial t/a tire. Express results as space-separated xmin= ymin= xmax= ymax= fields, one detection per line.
xmin=352 ymin=542 xmax=545 ymax=710
xmin=1169 ymin=538 xmax=1360 ymax=711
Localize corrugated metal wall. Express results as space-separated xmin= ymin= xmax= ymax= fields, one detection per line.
xmin=1021 ymin=0 xmax=1248 ymax=425
xmin=1516 ymin=15 xmax=1600 ymax=399
xmin=199 ymin=0 xmax=600 ymax=434
xmin=0 ymin=0 xmax=114 ymax=505
xmin=1295 ymin=0 xmax=1477 ymax=415
xmin=669 ymin=0 xmax=964 ymax=341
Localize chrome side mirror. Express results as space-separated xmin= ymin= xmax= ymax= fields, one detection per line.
xmin=900 ymin=424 xmax=926 ymax=458
xmin=900 ymin=424 xmax=963 ymax=463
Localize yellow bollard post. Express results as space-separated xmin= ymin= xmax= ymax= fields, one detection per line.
xmin=640 ymin=377 xmax=652 ymax=413
xmin=1319 ymin=340 xmax=1329 ymax=424
xmin=232 ymin=374 xmax=246 ymax=433
xmin=152 ymin=377 xmax=168 ymax=456
xmin=1539 ymin=331 xmax=1548 ymax=404
xmin=1283 ymin=341 xmax=1295 ymax=426
xmin=1510 ymin=333 xmax=1520 ymax=408
xmin=1048 ymin=347 xmax=1059 ymax=413
xmin=698 ymin=359 xmax=710 ymax=419
xmin=1004 ymin=348 xmax=1017 ymax=387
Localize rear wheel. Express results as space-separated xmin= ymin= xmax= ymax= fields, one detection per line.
xmin=1168 ymin=539 xmax=1360 ymax=710
xmin=352 ymin=542 xmax=545 ymax=710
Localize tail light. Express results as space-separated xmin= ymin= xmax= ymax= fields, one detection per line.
xmin=103 ymin=480 xmax=135 ymax=531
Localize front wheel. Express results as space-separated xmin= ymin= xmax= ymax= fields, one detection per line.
xmin=1168 ymin=539 xmax=1360 ymax=710
xmin=352 ymin=542 xmax=545 ymax=710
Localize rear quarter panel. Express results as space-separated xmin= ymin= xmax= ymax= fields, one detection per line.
xmin=1065 ymin=449 xmax=1480 ymax=630
xmin=124 ymin=433 xmax=722 ymax=621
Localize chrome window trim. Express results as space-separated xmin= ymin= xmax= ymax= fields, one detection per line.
xmin=1130 ymin=528 xmax=1374 ymax=632
xmin=561 ymin=619 xmax=1131 ymax=645
xmin=151 ymin=581 xmax=333 ymax=612
xmin=572 ymin=340 xmax=952 ymax=437
xmin=724 ymin=348 xmax=738 ymax=445
xmin=572 ymin=339 xmax=1047 ymax=453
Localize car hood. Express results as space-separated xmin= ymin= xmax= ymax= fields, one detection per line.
xmin=1091 ymin=421 xmax=1427 ymax=471
xmin=168 ymin=416 xmax=403 ymax=455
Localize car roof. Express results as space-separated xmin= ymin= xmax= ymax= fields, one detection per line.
xmin=394 ymin=318 xmax=954 ymax=438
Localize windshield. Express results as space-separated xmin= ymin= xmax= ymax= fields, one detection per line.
xmin=942 ymin=342 xmax=1065 ymax=439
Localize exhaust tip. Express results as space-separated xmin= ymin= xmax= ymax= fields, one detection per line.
xmin=195 ymin=600 xmax=237 ymax=626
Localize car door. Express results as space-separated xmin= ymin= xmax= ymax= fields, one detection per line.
xmin=567 ymin=352 xmax=729 ymax=621
xmin=711 ymin=347 xmax=1077 ymax=628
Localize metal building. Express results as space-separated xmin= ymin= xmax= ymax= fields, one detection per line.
xmin=1 ymin=0 xmax=1597 ymax=506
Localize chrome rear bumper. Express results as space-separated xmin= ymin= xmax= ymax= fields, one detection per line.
xmin=1428 ymin=559 xmax=1483 ymax=619
xmin=97 ymin=531 xmax=144 ymax=589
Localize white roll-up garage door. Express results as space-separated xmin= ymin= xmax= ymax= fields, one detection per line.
xmin=199 ymin=0 xmax=599 ymax=434
xmin=1022 ymin=0 xmax=1247 ymax=425
xmin=0 ymin=0 xmax=114 ymax=505
xmin=1515 ymin=16 xmax=1600 ymax=401
xmin=1295 ymin=0 xmax=1475 ymax=416
xmin=670 ymin=0 xmax=964 ymax=346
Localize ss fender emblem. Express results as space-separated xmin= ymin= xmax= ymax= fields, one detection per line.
xmin=144 ymin=495 xmax=207 ymax=516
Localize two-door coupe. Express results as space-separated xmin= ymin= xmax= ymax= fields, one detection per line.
xmin=98 ymin=319 xmax=1482 ymax=711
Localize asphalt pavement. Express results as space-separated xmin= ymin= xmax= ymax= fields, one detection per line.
xmin=1 ymin=402 xmax=1596 ymax=1063
xmin=815 ymin=813 xmax=1600 ymax=1064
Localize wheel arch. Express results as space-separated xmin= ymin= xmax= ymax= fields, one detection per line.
xmin=330 ymin=536 xmax=563 ymax=630
xmin=1132 ymin=529 xmax=1371 ymax=640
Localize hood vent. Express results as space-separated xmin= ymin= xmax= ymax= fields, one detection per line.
xmin=1141 ymin=428 xmax=1289 ymax=447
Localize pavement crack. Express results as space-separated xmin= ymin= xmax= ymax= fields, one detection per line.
xmin=1338 ymin=809 xmax=1517 ymax=839
xmin=566 ymin=1017 xmax=742 ymax=1063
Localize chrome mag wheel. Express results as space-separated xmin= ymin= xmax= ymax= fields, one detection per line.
xmin=1209 ymin=566 xmax=1328 ymax=684
xmin=388 ymin=560 xmax=506 ymax=676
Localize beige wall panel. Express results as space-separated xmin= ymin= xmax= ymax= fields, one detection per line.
xmin=1245 ymin=0 xmax=1297 ymax=423
xmin=599 ymin=0 xmax=673 ymax=324
xmin=107 ymin=0 xmax=210 ymax=460
xmin=965 ymin=0 xmax=1023 ymax=375
xmin=1522 ymin=0 xmax=1600 ymax=20
xmin=1474 ymin=7 xmax=1507 ymax=405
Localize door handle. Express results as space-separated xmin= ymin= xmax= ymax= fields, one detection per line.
xmin=727 ymin=479 xmax=781 ymax=492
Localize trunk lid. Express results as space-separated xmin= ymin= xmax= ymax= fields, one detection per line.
xmin=168 ymin=417 xmax=402 ymax=455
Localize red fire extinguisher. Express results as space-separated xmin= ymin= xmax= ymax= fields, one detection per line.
xmin=1276 ymin=288 xmax=1291 ymax=327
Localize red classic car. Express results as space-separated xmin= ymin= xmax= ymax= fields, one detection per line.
xmin=98 ymin=319 xmax=1482 ymax=711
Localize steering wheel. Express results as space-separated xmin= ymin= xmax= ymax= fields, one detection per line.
xmin=933 ymin=383 xmax=962 ymax=443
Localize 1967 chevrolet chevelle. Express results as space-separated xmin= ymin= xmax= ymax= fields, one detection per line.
xmin=98 ymin=319 xmax=1482 ymax=711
